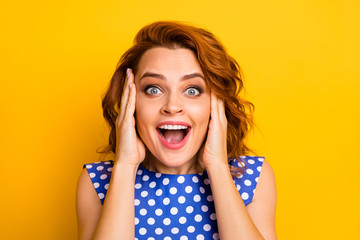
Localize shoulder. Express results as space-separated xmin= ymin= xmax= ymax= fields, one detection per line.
xmin=77 ymin=160 xmax=115 ymax=208
xmin=76 ymin=166 xmax=104 ymax=239
xmin=245 ymin=158 xmax=277 ymax=239
xmin=253 ymin=158 xmax=276 ymax=204
xmin=230 ymin=156 xmax=266 ymax=205
xmin=76 ymin=167 xmax=102 ymax=206
xmin=76 ymin=161 xmax=114 ymax=239
xmin=82 ymin=161 xmax=114 ymax=204
xmin=252 ymin=158 xmax=276 ymax=200
xmin=236 ymin=156 xmax=276 ymax=203
xmin=257 ymin=159 xmax=276 ymax=189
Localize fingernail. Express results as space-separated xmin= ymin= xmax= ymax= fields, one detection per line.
xmin=126 ymin=68 xmax=131 ymax=77
xmin=129 ymin=83 xmax=133 ymax=89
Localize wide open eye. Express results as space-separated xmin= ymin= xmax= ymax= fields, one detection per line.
xmin=145 ymin=86 xmax=162 ymax=95
xmin=184 ymin=87 xmax=201 ymax=96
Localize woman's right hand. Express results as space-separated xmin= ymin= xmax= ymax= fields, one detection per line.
xmin=114 ymin=68 xmax=146 ymax=166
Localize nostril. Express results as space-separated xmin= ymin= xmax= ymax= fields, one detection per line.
xmin=162 ymin=107 xmax=183 ymax=114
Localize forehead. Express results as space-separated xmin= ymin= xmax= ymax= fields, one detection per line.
xmin=136 ymin=47 xmax=203 ymax=75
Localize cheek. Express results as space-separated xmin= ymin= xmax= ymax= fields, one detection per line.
xmin=187 ymin=99 xmax=211 ymax=127
xmin=135 ymin=98 xmax=147 ymax=134
xmin=135 ymin=96 xmax=159 ymax=141
xmin=135 ymin=93 xmax=148 ymax=122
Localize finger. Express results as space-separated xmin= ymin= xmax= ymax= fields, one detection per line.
xmin=210 ymin=91 xmax=219 ymax=123
xmin=119 ymin=69 xmax=133 ymax=120
xmin=123 ymin=81 xmax=136 ymax=126
xmin=117 ymin=68 xmax=133 ymax=125
xmin=217 ymin=97 xmax=227 ymax=126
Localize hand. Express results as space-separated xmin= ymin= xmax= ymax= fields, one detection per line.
xmin=199 ymin=91 xmax=228 ymax=169
xmin=115 ymin=69 xmax=146 ymax=166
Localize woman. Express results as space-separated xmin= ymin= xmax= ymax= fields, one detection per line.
xmin=76 ymin=21 xmax=277 ymax=240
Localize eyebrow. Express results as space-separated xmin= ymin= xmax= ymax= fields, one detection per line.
xmin=139 ymin=72 xmax=205 ymax=81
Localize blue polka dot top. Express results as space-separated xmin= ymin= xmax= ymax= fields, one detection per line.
xmin=83 ymin=156 xmax=264 ymax=240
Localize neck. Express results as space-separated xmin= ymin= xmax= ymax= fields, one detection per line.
xmin=141 ymin=151 xmax=205 ymax=175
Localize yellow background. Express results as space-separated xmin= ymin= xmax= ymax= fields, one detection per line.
xmin=1 ymin=0 xmax=359 ymax=239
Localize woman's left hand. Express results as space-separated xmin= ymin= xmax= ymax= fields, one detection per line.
xmin=199 ymin=91 xmax=228 ymax=170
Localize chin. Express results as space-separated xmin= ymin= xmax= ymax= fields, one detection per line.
xmin=147 ymin=148 xmax=199 ymax=169
xmin=139 ymin=125 xmax=206 ymax=171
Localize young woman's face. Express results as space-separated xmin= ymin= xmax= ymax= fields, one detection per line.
xmin=135 ymin=47 xmax=211 ymax=172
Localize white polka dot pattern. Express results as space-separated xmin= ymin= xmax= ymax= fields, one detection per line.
xmin=83 ymin=156 xmax=264 ymax=239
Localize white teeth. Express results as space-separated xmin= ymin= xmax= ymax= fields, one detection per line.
xmin=159 ymin=124 xmax=189 ymax=130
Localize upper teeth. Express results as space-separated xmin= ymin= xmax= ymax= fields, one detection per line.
xmin=159 ymin=124 xmax=188 ymax=130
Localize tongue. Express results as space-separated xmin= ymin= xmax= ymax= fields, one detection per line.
xmin=163 ymin=130 xmax=186 ymax=144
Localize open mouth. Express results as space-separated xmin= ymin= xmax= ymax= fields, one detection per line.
xmin=157 ymin=125 xmax=190 ymax=143
xmin=156 ymin=123 xmax=191 ymax=149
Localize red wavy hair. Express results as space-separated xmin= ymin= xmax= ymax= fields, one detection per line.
xmin=98 ymin=21 xmax=254 ymax=170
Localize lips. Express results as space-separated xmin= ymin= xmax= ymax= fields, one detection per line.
xmin=156 ymin=121 xmax=192 ymax=150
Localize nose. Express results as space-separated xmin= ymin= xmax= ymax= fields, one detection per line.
xmin=160 ymin=93 xmax=183 ymax=115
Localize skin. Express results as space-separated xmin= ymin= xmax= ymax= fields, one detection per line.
xmin=76 ymin=47 xmax=277 ymax=240
xmin=135 ymin=47 xmax=210 ymax=174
